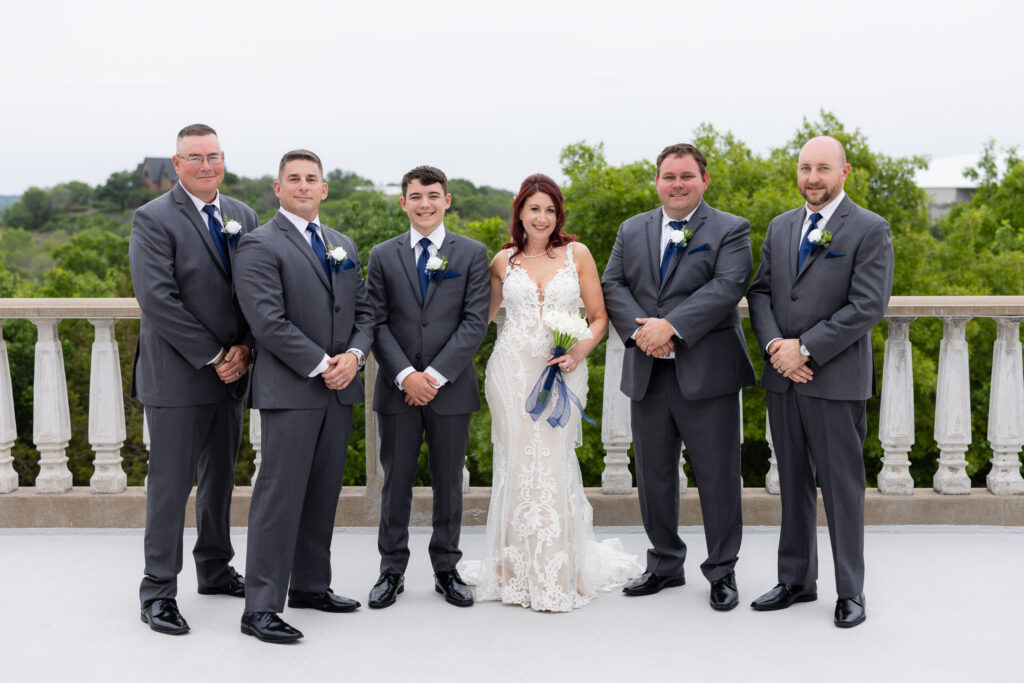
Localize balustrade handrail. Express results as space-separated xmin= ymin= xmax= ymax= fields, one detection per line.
xmin=0 ymin=295 xmax=1021 ymax=500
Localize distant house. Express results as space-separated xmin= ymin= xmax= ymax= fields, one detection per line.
xmin=915 ymin=153 xmax=1011 ymax=222
xmin=137 ymin=157 xmax=178 ymax=191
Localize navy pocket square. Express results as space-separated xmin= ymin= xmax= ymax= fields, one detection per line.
xmin=687 ymin=243 xmax=710 ymax=255
xmin=824 ymin=251 xmax=846 ymax=259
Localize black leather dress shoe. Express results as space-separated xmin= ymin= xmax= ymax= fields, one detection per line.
xmin=622 ymin=571 xmax=685 ymax=596
xmin=834 ymin=594 xmax=866 ymax=628
xmin=288 ymin=588 xmax=361 ymax=613
xmin=240 ymin=612 xmax=303 ymax=643
xmin=198 ymin=566 xmax=245 ymax=598
xmin=141 ymin=598 xmax=190 ymax=635
xmin=750 ymin=582 xmax=818 ymax=611
xmin=435 ymin=569 xmax=474 ymax=607
xmin=368 ymin=573 xmax=404 ymax=609
xmin=709 ymin=571 xmax=738 ymax=611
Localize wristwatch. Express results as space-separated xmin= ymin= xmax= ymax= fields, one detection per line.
xmin=346 ymin=348 xmax=366 ymax=370
xmin=799 ymin=343 xmax=811 ymax=358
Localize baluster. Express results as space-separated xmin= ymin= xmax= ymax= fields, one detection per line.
xmin=601 ymin=323 xmax=633 ymax=493
xmin=31 ymin=318 xmax=72 ymax=493
xmin=764 ymin=408 xmax=780 ymax=494
xmin=933 ymin=316 xmax=972 ymax=494
xmin=878 ymin=317 xmax=916 ymax=494
xmin=249 ymin=408 xmax=262 ymax=484
xmin=678 ymin=443 xmax=688 ymax=494
xmin=363 ymin=353 xmax=383 ymax=495
xmin=0 ymin=320 xmax=18 ymax=493
xmin=87 ymin=319 xmax=126 ymax=493
xmin=986 ymin=316 xmax=1024 ymax=494
xmin=142 ymin=411 xmax=150 ymax=493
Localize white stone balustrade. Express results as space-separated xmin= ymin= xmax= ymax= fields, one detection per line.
xmin=0 ymin=297 xmax=1020 ymax=499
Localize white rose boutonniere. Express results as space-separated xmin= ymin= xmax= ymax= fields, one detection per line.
xmin=326 ymin=242 xmax=356 ymax=273
xmin=808 ymin=227 xmax=833 ymax=248
xmin=424 ymin=251 xmax=462 ymax=283
xmin=221 ymin=218 xmax=243 ymax=248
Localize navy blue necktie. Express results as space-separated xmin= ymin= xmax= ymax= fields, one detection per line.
xmin=307 ymin=223 xmax=330 ymax=281
xmin=660 ymin=219 xmax=687 ymax=283
xmin=202 ymin=204 xmax=231 ymax=276
xmin=417 ymin=237 xmax=431 ymax=301
xmin=798 ymin=212 xmax=822 ymax=272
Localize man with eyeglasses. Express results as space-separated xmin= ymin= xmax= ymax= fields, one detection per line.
xmin=129 ymin=123 xmax=259 ymax=636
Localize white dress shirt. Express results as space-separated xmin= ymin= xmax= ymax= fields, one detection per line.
xmin=396 ymin=224 xmax=449 ymax=390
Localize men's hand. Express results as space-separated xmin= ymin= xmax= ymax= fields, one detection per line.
xmin=402 ymin=372 xmax=439 ymax=406
xmin=649 ymin=339 xmax=675 ymax=358
xmin=783 ymin=365 xmax=814 ymax=383
xmin=322 ymin=352 xmax=359 ymax=391
xmin=768 ymin=338 xmax=811 ymax=378
xmin=215 ymin=345 xmax=250 ymax=384
xmin=634 ymin=317 xmax=675 ymax=354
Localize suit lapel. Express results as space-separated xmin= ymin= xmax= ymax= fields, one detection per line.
xmin=276 ymin=212 xmax=332 ymax=293
xmin=646 ymin=210 xmax=663 ymax=287
xmin=423 ymin=234 xmax=456 ymax=307
xmin=660 ymin=201 xmax=708 ymax=289
xmin=395 ymin=233 xmax=422 ymax=303
xmin=173 ymin=184 xmax=229 ymax=281
xmin=788 ymin=208 xmax=804 ymax=281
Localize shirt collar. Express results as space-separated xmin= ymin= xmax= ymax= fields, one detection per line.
xmin=409 ymin=223 xmax=446 ymax=249
xmin=804 ymin=190 xmax=846 ymax=226
xmin=179 ymin=181 xmax=220 ymax=215
xmin=279 ymin=207 xmax=320 ymax=233
xmin=661 ymin=201 xmax=702 ymax=231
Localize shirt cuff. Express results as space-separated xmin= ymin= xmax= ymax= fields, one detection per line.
xmin=207 ymin=348 xmax=226 ymax=366
xmin=308 ymin=353 xmax=331 ymax=377
xmin=424 ymin=366 xmax=448 ymax=388
xmin=395 ymin=366 xmax=414 ymax=390
xmin=766 ymin=337 xmax=783 ymax=353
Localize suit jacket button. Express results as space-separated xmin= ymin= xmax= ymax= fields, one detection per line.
xmin=335 ymin=305 xmax=341 ymax=312
xmin=227 ymin=332 xmax=235 ymax=340
xmin=422 ymin=322 xmax=429 ymax=327
xmin=791 ymin=294 xmax=799 ymax=301
xmin=415 ymin=353 xmax=422 ymax=360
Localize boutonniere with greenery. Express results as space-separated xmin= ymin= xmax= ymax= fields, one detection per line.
xmin=221 ymin=218 xmax=243 ymax=248
xmin=808 ymin=226 xmax=833 ymax=249
xmin=667 ymin=227 xmax=694 ymax=257
xmin=327 ymin=243 xmax=356 ymax=272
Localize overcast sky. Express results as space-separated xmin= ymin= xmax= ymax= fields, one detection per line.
xmin=1 ymin=0 xmax=1020 ymax=195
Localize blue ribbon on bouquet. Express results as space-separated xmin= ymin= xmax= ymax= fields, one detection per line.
xmin=525 ymin=346 xmax=597 ymax=428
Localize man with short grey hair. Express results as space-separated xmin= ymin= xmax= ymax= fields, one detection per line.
xmin=130 ymin=123 xmax=258 ymax=635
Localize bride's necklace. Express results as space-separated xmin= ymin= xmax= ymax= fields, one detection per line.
xmin=520 ymin=246 xmax=551 ymax=259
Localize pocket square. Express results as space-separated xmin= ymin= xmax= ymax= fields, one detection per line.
xmin=428 ymin=268 xmax=462 ymax=283
xmin=824 ymin=251 xmax=846 ymax=259
xmin=687 ymin=243 xmax=710 ymax=255
xmin=331 ymin=259 xmax=356 ymax=273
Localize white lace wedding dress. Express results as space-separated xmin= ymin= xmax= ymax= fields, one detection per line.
xmin=462 ymin=243 xmax=641 ymax=612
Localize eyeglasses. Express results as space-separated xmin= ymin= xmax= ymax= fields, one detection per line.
xmin=176 ymin=153 xmax=224 ymax=166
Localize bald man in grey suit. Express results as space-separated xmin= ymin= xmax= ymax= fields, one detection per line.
xmin=602 ymin=143 xmax=755 ymax=611
xmin=233 ymin=149 xmax=373 ymax=643
xmin=130 ymin=123 xmax=257 ymax=636
xmin=747 ymin=136 xmax=894 ymax=628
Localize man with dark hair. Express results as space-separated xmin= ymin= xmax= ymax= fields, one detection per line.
xmin=365 ymin=165 xmax=490 ymax=609
xmin=233 ymin=149 xmax=373 ymax=642
xmin=747 ymin=136 xmax=893 ymax=629
xmin=130 ymin=124 xmax=258 ymax=635
xmin=602 ymin=143 xmax=755 ymax=611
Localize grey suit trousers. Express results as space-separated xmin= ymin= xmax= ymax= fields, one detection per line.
xmin=767 ymin=388 xmax=867 ymax=598
xmin=244 ymin=401 xmax=353 ymax=612
xmin=630 ymin=362 xmax=743 ymax=581
xmin=140 ymin=400 xmax=242 ymax=604
xmin=377 ymin=408 xmax=471 ymax=574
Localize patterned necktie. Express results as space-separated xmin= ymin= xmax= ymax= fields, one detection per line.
xmin=417 ymin=237 xmax=432 ymax=302
xmin=202 ymin=204 xmax=231 ymax=276
xmin=660 ymin=219 xmax=687 ymax=283
xmin=307 ymin=223 xmax=331 ymax=281
xmin=798 ymin=212 xmax=823 ymax=272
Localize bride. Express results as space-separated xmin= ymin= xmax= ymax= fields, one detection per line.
xmin=463 ymin=174 xmax=641 ymax=612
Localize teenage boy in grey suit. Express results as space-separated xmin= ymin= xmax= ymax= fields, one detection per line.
xmin=130 ymin=123 xmax=257 ymax=636
xmin=602 ymin=143 xmax=755 ymax=611
xmin=365 ymin=166 xmax=490 ymax=609
xmin=233 ymin=149 xmax=373 ymax=643
xmin=747 ymin=136 xmax=894 ymax=629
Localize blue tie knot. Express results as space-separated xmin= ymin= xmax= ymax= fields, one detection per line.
xmin=419 ymin=237 xmax=432 ymax=251
xmin=202 ymin=204 xmax=216 ymax=219
xmin=668 ymin=219 xmax=687 ymax=231
xmin=809 ymin=212 xmax=822 ymax=228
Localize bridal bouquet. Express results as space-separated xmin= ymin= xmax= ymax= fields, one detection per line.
xmin=526 ymin=311 xmax=597 ymax=428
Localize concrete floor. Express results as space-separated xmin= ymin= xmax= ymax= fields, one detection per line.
xmin=2 ymin=525 xmax=1022 ymax=682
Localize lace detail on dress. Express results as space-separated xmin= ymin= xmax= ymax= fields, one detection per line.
xmin=460 ymin=243 xmax=641 ymax=612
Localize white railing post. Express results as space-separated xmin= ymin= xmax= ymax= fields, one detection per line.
xmin=601 ymin=324 xmax=633 ymax=493
xmin=764 ymin=408 xmax=780 ymax=494
xmin=87 ymin=319 xmax=126 ymax=493
xmin=249 ymin=408 xmax=262 ymax=484
xmin=142 ymin=411 xmax=150 ymax=493
xmin=31 ymin=318 xmax=72 ymax=493
xmin=678 ymin=443 xmax=688 ymax=494
xmin=0 ymin=320 xmax=18 ymax=493
xmin=986 ymin=316 xmax=1024 ymax=494
xmin=933 ymin=316 xmax=972 ymax=494
xmin=878 ymin=317 xmax=916 ymax=494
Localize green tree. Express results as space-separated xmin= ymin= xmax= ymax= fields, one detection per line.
xmin=95 ymin=170 xmax=153 ymax=211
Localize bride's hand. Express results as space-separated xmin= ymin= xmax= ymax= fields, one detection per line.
xmin=547 ymin=352 xmax=580 ymax=373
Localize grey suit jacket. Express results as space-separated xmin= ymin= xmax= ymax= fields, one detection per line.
xmin=747 ymin=195 xmax=894 ymax=401
xmin=366 ymin=230 xmax=490 ymax=416
xmin=232 ymin=212 xmax=373 ymax=409
xmin=602 ymin=201 xmax=756 ymax=401
xmin=129 ymin=183 xmax=259 ymax=407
